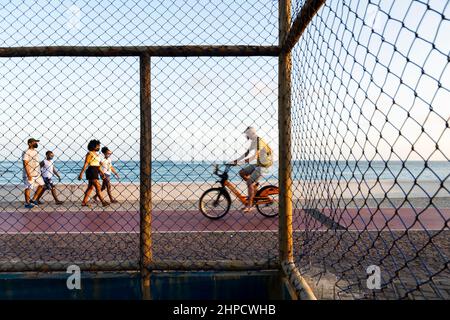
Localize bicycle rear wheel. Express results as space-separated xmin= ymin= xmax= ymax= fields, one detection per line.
xmin=255 ymin=185 xmax=279 ymax=217
xmin=199 ymin=188 xmax=231 ymax=219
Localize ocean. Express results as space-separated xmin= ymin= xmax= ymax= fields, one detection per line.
xmin=0 ymin=160 xmax=448 ymax=185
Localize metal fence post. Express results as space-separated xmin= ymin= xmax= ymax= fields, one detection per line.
xmin=140 ymin=53 xmax=152 ymax=300
xmin=278 ymin=0 xmax=319 ymax=300
xmin=278 ymin=0 xmax=293 ymax=263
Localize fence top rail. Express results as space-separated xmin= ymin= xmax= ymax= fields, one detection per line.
xmin=0 ymin=45 xmax=280 ymax=58
xmin=282 ymin=0 xmax=326 ymax=53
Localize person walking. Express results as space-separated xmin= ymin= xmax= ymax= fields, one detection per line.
xmin=78 ymin=139 xmax=109 ymax=207
xmin=22 ymin=138 xmax=46 ymax=208
xmin=37 ymin=150 xmax=64 ymax=205
xmin=93 ymin=146 xmax=120 ymax=204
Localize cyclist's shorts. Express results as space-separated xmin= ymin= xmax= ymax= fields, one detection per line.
xmin=242 ymin=164 xmax=262 ymax=183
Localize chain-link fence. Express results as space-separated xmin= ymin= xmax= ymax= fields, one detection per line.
xmin=0 ymin=1 xmax=278 ymax=47
xmin=151 ymin=56 xmax=279 ymax=267
xmin=0 ymin=0 xmax=448 ymax=300
xmin=0 ymin=56 xmax=140 ymax=270
xmin=0 ymin=1 xmax=280 ymax=273
xmin=290 ymin=0 xmax=449 ymax=299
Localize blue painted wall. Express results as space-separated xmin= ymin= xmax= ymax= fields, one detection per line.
xmin=0 ymin=270 xmax=292 ymax=300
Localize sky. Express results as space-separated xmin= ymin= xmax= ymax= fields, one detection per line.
xmin=0 ymin=0 xmax=448 ymax=162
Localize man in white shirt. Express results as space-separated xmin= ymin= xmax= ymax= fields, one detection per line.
xmin=22 ymin=138 xmax=45 ymax=208
xmin=230 ymin=127 xmax=273 ymax=213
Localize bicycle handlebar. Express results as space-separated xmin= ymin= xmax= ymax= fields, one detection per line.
xmin=213 ymin=163 xmax=237 ymax=177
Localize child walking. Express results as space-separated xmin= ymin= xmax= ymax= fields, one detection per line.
xmin=94 ymin=146 xmax=120 ymax=203
xmin=38 ymin=151 xmax=64 ymax=205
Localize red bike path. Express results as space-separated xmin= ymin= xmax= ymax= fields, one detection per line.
xmin=0 ymin=207 xmax=448 ymax=233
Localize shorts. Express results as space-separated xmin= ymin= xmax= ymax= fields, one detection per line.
xmin=101 ymin=174 xmax=111 ymax=191
xmin=86 ymin=166 xmax=100 ymax=180
xmin=23 ymin=176 xmax=45 ymax=190
xmin=241 ymin=164 xmax=262 ymax=184
xmin=43 ymin=177 xmax=55 ymax=190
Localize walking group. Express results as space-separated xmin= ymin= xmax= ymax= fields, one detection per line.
xmin=22 ymin=138 xmax=119 ymax=209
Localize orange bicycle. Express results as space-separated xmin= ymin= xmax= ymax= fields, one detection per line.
xmin=199 ymin=164 xmax=279 ymax=219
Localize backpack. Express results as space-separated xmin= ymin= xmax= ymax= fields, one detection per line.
xmin=256 ymin=137 xmax=273 ymax=168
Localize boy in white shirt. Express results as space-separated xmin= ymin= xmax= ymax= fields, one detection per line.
xmin=94 ymin=147 xmax=120 ymax=203
xmin=38 ymin=151 xmax=64 ymax=205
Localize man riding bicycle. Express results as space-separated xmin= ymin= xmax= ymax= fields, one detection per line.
xmin=229 ymin=126 xmax=273 ymax=213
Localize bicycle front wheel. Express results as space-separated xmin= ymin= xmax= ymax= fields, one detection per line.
xmin=199 ymin=188 xmax=231 ymax=219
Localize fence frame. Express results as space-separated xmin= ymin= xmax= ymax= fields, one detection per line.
xmin=278 ymin=0 xmax=325 ymax=301
xmin=0 ymin=45 xmax=279 ymax=57
xmin=140 ymin=52 xmax=153 ymax=299
xmin=0 ymin=0 xmax=328 ymax=300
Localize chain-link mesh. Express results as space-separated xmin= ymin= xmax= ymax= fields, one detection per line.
xmin=151 ymin=57 xmax=278 ymax=265
xmin=291 ymin=0 xmax=449 ymax=299
xmin=0 ymin=1 xmax=278 ymax=47
xmin=0 ymin=56 xmax=140 ymax=269
xmin=292 ymin=0 xmax=307 ymax=23
xmin=0 ymin=1 xmax=279 ymax=272
xmin=1 ymin=0 xmax=448 ymax=300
